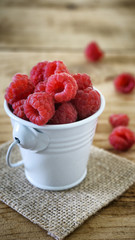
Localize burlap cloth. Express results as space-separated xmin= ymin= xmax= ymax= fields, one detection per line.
xmin=0 ymin=142 xmax=135 ymax=239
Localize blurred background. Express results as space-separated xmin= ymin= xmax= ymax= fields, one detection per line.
xmin=0 ymin=0 xmax=135 ymax=159
xmin=0 ymin=1 xmax=135 ymax=240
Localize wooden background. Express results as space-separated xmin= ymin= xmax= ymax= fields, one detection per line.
xmin=0 ymin=0 xmax=135 ymax=239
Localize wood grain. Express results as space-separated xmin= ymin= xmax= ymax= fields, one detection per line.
xmin=0 ymin=0 xmax=135 ymax=9
xmin=0 ymin=1 xmax=135 ymax=239
xmin=0 ymin=6 xmax=135 ymax=51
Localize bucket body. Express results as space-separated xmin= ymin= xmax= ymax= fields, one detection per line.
xmin=4 ymin=89 xmax=105 ymax=190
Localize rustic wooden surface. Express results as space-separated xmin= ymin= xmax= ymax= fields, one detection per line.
xmin=0 ymin=1 xmax=135 ymax=239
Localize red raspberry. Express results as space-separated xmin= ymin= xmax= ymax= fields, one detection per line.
xmin=85 ymin=42 xmax=104 ymax=62
xmin=109 ymin=126 xmax=135 ymax=151
xmin=5 ymin=74 xmax=34 ymax=105
xmin=44 ymin=60 xmax=69 ymax=81
xmin=73 ymin=87 xmax=101 ymax=120
xmin=30 ymin=61 xmax=48 ymax=86
xmin=46 ymin=73 xmax=78 ymax=103
xmin=109 ymin=114 xmax=129 ymax=128
xmin=73 ymin=73 xmax=93 ymax=90
xmin=24 ymin=92 xmax=55 ymax=125
xmin=34 ymin=81 xmax=47 ymax=93
xmin=49 ymin=102 xmax=77 ymax=124
xmin=114 ymin=73 xmax=135 ymax=94
xmin=12 ymin=99 xmax=28 ymax=120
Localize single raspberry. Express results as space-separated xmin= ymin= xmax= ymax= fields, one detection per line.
xmin=73 ymin=87 xmax=101 ymax=120
xmin=72 ymin=73 xmax=93 ymax=90
xmin=85 ymin=42 xmax=104 ymax=62
xmin=109 ymin=126 xmax=135 ymax=151
xmin=114 ymin=73 xmax=135 ymax=94
xmin=49 ymin=102 xmax=77 ymax=124
xmin=46 ymin=73 xmax=78 ymax=103
xmin=109 ymin=114 xmax=129 ymax=128
xmin=24 ymin=92 xmax=55 ymax=125
xmin=12 ymin=99 xmax=28 ymax=120
xmin=30 ymin=61 xmax=48 ymax=86
xmin=44 ymin=60 xmax=69 ymax=81
xmin=5 ymin=73 xmax=34 ymax=105
xmin=34 ymin=80 xmax=47 ymax=93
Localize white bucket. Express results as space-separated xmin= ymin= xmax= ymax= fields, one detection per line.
xmin=4 ymin=89 xmax=105 ymax=190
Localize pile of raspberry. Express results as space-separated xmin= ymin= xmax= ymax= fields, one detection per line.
xmin=5 ymin=60 xmax=101 ymax=126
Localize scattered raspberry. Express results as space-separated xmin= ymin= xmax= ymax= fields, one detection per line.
xmin=12 ymin=99 xmax=28 ymax=120
xmin=44 ymin=61 xmax=69 ymax=81
xmin=109 ymin=114 xmax=129 ymax=128
xmin=5 ymin=74 xmax=34 ymax=105
xmin=46 ymin=73 xmax=78 ymax=103
xmin=30 ymin=61 xmax=48 ymax=86
xmin=34 ymin=81 xmax=47 ymax=93
xmin=73 ymin=87 xmax=101 ymax=119
xmin=85 ymin=42 xmax=104 ymax=62
xmin=73 ymin=73 xmax=93 ymax=90
xmin=49 ymin=102 xmax=77 ymax=124
xmin=109 ymin=126 xmax=135 ymax=151
xmin=114 ymin=73 xmax=135 ymax=94
xmin=24 ymin=92 xmax=55 ymax=125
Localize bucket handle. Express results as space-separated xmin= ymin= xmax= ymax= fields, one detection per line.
xmin=6 ymin=139 xmax=23 ymax=168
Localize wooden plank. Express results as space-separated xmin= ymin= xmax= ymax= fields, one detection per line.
xmin=0 ymin=7 xmax=135 ymax=51
xmin=0 ymin=0 xmax=135 ymax=9
xmin=1 ymin=51 xmax=135 ymax=160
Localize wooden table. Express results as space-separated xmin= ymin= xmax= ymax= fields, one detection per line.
xmin=0 ymin=1 xmax=135 ymax=239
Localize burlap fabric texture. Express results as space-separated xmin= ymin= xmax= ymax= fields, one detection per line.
xmin=0 ymin=142 xmax=135 ymax=240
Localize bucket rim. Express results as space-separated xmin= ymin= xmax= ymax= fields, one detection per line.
xmin=4 ymin=88 xmax=105 ymax=130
